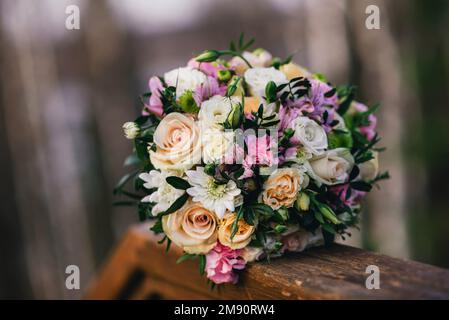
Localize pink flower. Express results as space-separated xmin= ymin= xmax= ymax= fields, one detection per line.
xmin=143 ymin=76 xmax=164 ymax=117
xmin=353 ymin=102 xmax=377 ymax=141
xmin=330 ymin=183 xmax=365 ymax=207
xmin=242 ymin=134 xmax=278 ymax=178
xmin=193 ymin=76 xmax=227 ymax=106
xmin=205 ymin=243 xmax=246 ymax=284
xmin=279 ymin=79 xmax=337 ymax=132
xmin=187 ymin=59 xmax=226 ymax=78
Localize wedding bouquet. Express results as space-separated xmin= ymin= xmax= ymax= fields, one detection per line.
xmin=116 ymin=35 xmax=388 ymax=285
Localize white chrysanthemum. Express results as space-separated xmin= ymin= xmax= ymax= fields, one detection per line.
xmin=186 ymin=167 xmax=241 ymax=219
xmin=164 ymin=67 xmax=207 ymax=97
xmin=244 ymin=67 xmax=287 ymax=97
xmin=201 ymin=129 xmax=235 ymax=164
xmin=139 ymin=170 xmax=185 ymax=216
xmin=199 ymin=95 xmax=239 ymax=130
xmin=291 ymin=117 xmax=328 ymax=155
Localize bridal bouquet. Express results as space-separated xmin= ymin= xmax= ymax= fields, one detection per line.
xmin=116 ymin=35 xmax=388 ymax=285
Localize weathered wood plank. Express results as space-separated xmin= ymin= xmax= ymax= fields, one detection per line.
xmin=86 ymin=224 xmax=449 ymax=300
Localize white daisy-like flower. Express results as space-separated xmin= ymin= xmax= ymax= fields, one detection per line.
xmin=186 ymin=167 xmax=241 ymax=219
xmin=139 ymin=170 xmax=185 ymax=216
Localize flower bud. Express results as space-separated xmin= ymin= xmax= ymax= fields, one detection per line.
xmin=274 ymin=225 xmax=288 ymax=234
xmin=264 ymin=80 xmax=277 ymax=103
xmin=204 ymin=163 xmax=217 ymax=176
xmin=295 ymin=192 xmax=310 ymax=211
xmin=277 ymin=207 xmax=289 ymax=221
xmin=122 ymin=122 xmax=140 ymax=139
xmin=217 ymin=70 xmax=232 ymax=82
xmin=225 ymin=102 xmax=244 ymax=129
xmin=226 ymin=76 xmax=244 ymax=97
xmin=195 ymin=50 xmax=220 ymax=62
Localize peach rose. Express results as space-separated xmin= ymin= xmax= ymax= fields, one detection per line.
xmin=280 ymin=62 xmax=311 ymax=80
xmin=261 ymin=168 xmax=309 ymax=210
xmin=150 ymin=112 xmax=201 ymax=171
xmin=218 ymin=213 xmax=255 ymax=250
xmin=162 ymin=201 xmax=218 ymax=254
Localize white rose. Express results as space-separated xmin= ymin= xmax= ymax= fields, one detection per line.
xmin=164 ymin=67 xmax=207 ymax=97
xmin=291 ymin=117 xmax=328 ymax=155
xmin=244 ymin=67 xmax=287 ymax=97
xmin=150 ymin=112 xmax=201 ymax=171
xmin=359 ymin=151 xmax=379 ymax=181
xmin=139 ymin=170 xmax=185 ymax=216
xmin=199 ymin=95 xmax=239 ymax=130
xmin=306 ymin=148 xmax=354 ymax=186
xmin=201 ymin=129 xmax=235 ymax=164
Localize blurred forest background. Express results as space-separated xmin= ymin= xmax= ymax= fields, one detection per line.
xmin=0 ymin=0 xmax=448 ymax=299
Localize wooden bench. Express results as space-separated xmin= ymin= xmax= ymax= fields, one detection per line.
xmin=85 ymin=224 xmax=449 ymax=300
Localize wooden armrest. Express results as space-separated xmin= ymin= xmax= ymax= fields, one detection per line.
xmin=85 ymin=224 xmax=449 ymax=300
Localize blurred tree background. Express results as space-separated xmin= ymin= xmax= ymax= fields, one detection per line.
xmin=0 ymin=0 xmax=448 ymax=299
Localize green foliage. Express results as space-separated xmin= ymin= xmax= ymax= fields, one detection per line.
xmin=178 ymin=90 xmax=199 ymax=113
xmin=166 ymin=176 xmax=191 ymax=190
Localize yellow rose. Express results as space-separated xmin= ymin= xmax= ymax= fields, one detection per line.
xmin=280 ymin=62 xmax=311 ymax=80
xmin=218 ymin=213 xmax=255 ymax=250
xmin=262 ymin=168 xmax=309 ymax=210
xmin=162 ymin=201 xmax=218 ymax=254
xmin=150 ymin=112 xmax=201 ymax=171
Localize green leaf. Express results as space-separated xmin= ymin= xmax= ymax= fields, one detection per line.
xmin=199 ymin=255 xmax=206 ymax=275
xmin=112 ymin=200 xmax=137 ymax=207
xmin=231 ymin=206 xmax=244 ymax=239
xmin=322 ymin=223 xmax=336 ymax=235
xmin=166 ymin=176 xmax=191 ymax=190
xmin=124 ymin=154 xmax=141 ymax=167
xmin=176 ymin=253 xmax=196 ymax=264
xmin=250 ymin=203 xmax=274 ymax=216
xmin=351 ymin=181 xmax=373 ymax=192
xmin=134 ymin=139 xmax=149 ymax=161
xmin=150 ymin=218 xmax=164 ymax=234
xmin=113 ymin=170 xmax=139 ymax=194
xmin=158 ymin=193 xmax=189 ymax=217
xmin=314 ymin=211 xmax=324 ymax=224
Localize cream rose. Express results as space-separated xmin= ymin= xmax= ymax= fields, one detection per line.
xmin=218 ymin=213 xmax=255 ymax=250
xmin=359 ymin=151 xmax=379 ymax=181
xmin=244 ymin=67 xmax=287 ymax=97
xmin=306 ymin=148 xmax=354 ymax=186
xmin=150 ymin=112 xmax=201 ymax=171
xmin=162 ymin=201 xmax=218 ymax=254
xmin=261 ymin=168 xmax=309 ymax=210
xmin=164 ymin=67 xmax=207 ymax=97
xmin=290 ymin=117 xmax=328 ymax=155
